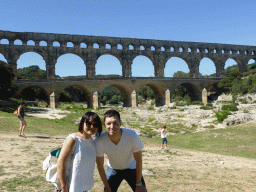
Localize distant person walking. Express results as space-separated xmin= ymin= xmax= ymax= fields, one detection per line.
xmin=160 ymin=125 xmax=168 ymax=149
xmin=17 ymin=102 xmax=30 ymax=137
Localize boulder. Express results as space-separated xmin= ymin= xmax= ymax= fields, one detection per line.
xmin=217 ymin=95 xmax=232 ymax=102
xmin=223 ymin=113 xmax=254 ymax=126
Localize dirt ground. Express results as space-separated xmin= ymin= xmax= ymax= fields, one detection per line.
xmin=1 ymin=133 xmax=256 ymax=192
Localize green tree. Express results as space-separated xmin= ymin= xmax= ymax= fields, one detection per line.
xmin=0 ymin=61 xmax=17 ymax=100
xmin=173 ymin=85 xmax=189 ymax=98
xmin=173 ymin=71 xmax=190 ymax=78
xmin=17 ymin=65 xmax=47 ymax=80
xmin=19 ymin=86 xmax=48 ymax=101
xmin=139 ymin=86 xmax=154 ymax=100
xmin=101 ymin=86 xmax=121 ymax=101
xmin=109 ymin=95 xmax=119 ymax=104
xmin=59 ymin=86 xmax=87 ymax=102
xmin=218 ymin=70 xmax=242 ymax=92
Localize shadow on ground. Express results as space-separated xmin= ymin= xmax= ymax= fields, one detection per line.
xmin=27 ymin=136 xmax=64 ymax=140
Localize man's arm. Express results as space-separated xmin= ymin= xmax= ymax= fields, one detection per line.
xmin=133 ymin=150 xmax=143 ymax=185
xmin=96 ymin=156 xmax=111 ymax=192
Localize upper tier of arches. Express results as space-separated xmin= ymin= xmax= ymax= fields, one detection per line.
xmin=0 ymin=30 xmax=256 ymax=55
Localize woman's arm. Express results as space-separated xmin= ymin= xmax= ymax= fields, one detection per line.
xmin=57 ymin=137 xmax=75 ymax=192
xmin=17 ymin=106 xmax=21 ymax=117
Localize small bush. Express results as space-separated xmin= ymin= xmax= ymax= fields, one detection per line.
xmin=176 ymin=102 xmax=186 ymax=106
xmin=150 ymin=101 xmax=156 ymax=106
xmin=239 ymin=98 xmax=247 ymax=104
xmin=200 ymin=106 xmax=210 ymax=110
xmin=148 ymin=118 xmax=155 ymax=122
xmin=248 ymin=96 xmax=252 ymax=101
xmin=253 ymin=100 xmax=256 ymax=103
xmin=192 ymin=101 xmax=203 ymax=105
xmin=169 ymin=106 xmax=176 ymax=109
xmin=243 ymin=109 xmax=249 ymax=113
xmin=38 ymin=101 xmax=48 ymax=108
xmin=203 ymin=124 xmax=215 ymax=128
xmin=147 ymin=106 xmax=155 ymax=110
xmin=206 ymin=103 xmax=213 ymax=107
xmin=179 ymin=109 xmax=185 ymax=111
xmin=221 ymin=104 xmax=238 ymax=111
xmin=214 ymin=110 xmax=231 ymax=122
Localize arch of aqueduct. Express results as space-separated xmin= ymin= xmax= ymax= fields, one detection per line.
xmin=1 ymin=30 xmax=255 ymax=108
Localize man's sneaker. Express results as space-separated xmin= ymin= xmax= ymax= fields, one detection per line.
xmin=165 ymin=147 xmax=169 ymax=149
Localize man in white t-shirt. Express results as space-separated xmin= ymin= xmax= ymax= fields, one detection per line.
xmin=160 ymin=125 xmax=168 ymax=149
xmin=95 ymin=110 xmax=147 ymax=192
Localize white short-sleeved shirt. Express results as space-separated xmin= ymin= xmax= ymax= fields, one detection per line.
xmin=95 ymin=128 xmax=144 ymax=170
xmin=66 ymin=134 xmax=96 ymax=192
xmin=161 ymin=129 xmax=167 ymax=138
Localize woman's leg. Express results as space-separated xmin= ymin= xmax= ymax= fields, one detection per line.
xmin=19 ymin=121 xmax=23 ymax=136
xmin=21 ymin=120 xmax=27 ymax=136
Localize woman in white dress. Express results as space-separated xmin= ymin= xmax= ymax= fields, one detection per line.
xmin=57 ymin=111 xmax=102 ymax=192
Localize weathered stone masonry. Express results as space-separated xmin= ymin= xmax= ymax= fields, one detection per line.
xmin=1 ymin=30 xmax=255 ymax=108
xmin=1 ymin=30 xmax=256 ymax=79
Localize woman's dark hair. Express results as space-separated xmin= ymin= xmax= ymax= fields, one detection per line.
xmin=20 ymin=102 xmax=25 ymax=105
xmin=103 ymin=109 xmax=121 ymax=123
xmin=79 ymin=112 xmax=102 ymax=136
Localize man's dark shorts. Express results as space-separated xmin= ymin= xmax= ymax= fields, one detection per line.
xmin=105 ymin=167 xmax=146 ymax=192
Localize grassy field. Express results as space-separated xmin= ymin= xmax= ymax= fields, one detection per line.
xmin=1 ymin=105 xmax=256 ymax=191
xmin=1 ymin=105 xmax=256 ymax=159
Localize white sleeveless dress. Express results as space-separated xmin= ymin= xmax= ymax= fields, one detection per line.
xmin=66 ymin=134 xmax=96 ymax=192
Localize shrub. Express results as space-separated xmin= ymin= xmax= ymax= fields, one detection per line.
xmin=179 ymin=109 xmax=185 ymax=111
xmin=239 ymin=98 xmax=247 ymax=104
xmin=214 ymin=110 xmax=231 ymax=122
xmin=243 ymin=109 xmax=249 ymax=113
xmin=203 ymin=124 xmax=215 ymax=128
xmin=38 ymin=101 xmax=48 ymax=108
xmin=206 ymin=103 xmax=213 ymax=107
xmin=148 ymin=118 xmax=155 ymax=122
xmin=147 ymin=106 xmax=155 ymax=110
xmin=200 ymin=106 xmax=210 ymax=110
xmin=150 ymin=100 xmax=156 ymax=106
xmin=221 ymin=104 xmax=238 ymax=111
xmin=169 ymin=106 xmax=176 ymax=109
xmin=176 ymin=102 xmax=186 ymax=106
xmin=184 ymin=94 xmax=191 ymax=105
xmin=192 ymin=101 xmax=203 ymax=105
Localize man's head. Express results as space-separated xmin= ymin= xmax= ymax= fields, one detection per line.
xmin=163 ymin=125 xmax=166 ymax=129
xmin=104 ymin=110 xmax=122 ymax=136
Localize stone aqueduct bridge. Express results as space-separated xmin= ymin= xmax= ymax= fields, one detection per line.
xmin=1 ymin=30 xmax=256 ymax=107
xmin=15 ymin=77 xmax=221 ymax=108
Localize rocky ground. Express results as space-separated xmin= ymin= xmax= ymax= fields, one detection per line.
xmin=2 ymin=94 xmax=256 ymax=191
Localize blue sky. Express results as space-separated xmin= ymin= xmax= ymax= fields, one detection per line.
xmin=0 ymin=0 xmax=256 ymax=77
